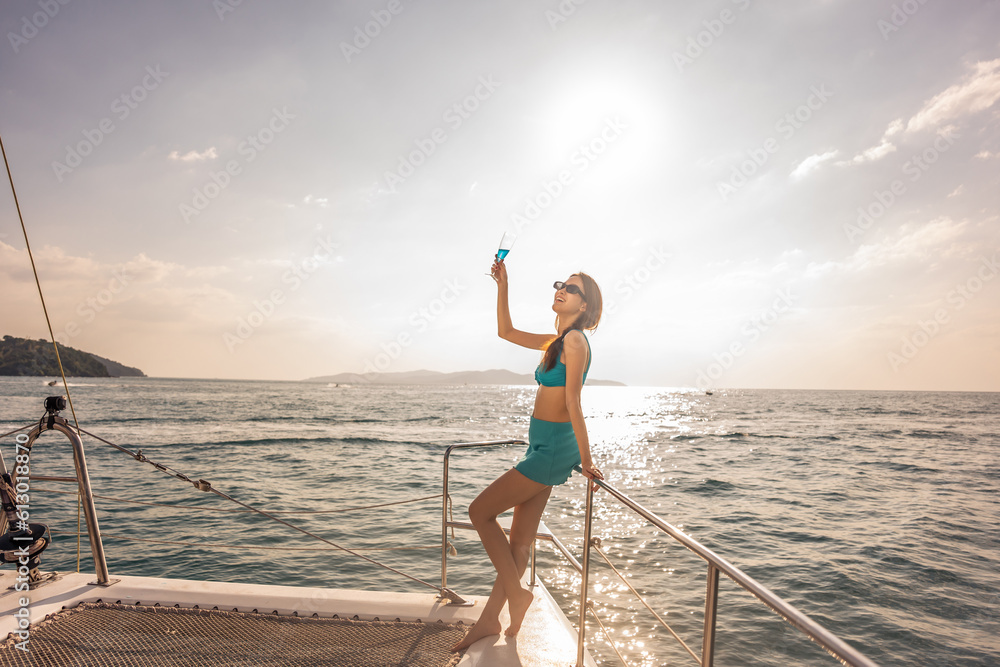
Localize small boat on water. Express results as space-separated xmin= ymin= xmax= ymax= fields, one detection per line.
xmin=0 ymin=396 xmax=880 ymax=666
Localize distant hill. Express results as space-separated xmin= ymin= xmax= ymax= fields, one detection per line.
xmin=87 ymin=352 xmax=145 ymax=377
xmin=0 ymin=335 xmax=145 ymax=377
xmin=305 ymin=368 xmax=625 ymax=386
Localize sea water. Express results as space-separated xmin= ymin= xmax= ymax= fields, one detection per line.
xmin=0 ymin=377 xmax=996 ymax=666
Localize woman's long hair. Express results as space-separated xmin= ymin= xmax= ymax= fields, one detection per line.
xmin=542 ymin=272 xmax=602 ymax=372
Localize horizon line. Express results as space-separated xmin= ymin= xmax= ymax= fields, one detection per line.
xmin=7 ymin=374 xmax=998 ymax=393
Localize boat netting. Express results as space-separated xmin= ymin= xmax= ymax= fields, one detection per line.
xmin=0 ymin=602 xmax=468 ymax=666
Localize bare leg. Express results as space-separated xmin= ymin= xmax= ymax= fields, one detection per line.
xmin=456 ymin=470 xmax=550 ymax=644
xmin=450 ymin=580 xmax=505 ymax=652
xmin=470 ymin=470 xmax=545 ymax=637
xmin=452 ymin=484 xmax=551 ymax=651
xmin=503 ymin=485 xmax=552 ymax=636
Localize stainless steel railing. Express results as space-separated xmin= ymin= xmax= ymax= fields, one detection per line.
xmin=576 ymin=470 xmax=880 ymax=667
xmin=441 ymin=440 xmax=880 ymax=667
xmin=442 ymin=440 xmax=527 ymax=591
xmin=0 ymin=414 xmax=114 ymax=586
xmin=442 ymin=439 xmax=585 ymax=592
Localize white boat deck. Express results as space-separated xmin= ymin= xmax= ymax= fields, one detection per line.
xmin=0 ymin=570 xmax=596 ymax=666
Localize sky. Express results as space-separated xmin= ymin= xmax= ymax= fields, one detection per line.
xmin=0 ymin=0 xmax=998 ymax=390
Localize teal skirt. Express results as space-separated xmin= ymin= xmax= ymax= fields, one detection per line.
xmin=514 ymin=417 xmax=581 ymax=486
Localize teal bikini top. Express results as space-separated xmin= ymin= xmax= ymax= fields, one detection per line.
xmin=535 ymin=333 xmax=591 ymax=387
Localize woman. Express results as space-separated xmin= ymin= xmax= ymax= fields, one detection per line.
xmin=453 ymin=257 xmax=603 ymax=652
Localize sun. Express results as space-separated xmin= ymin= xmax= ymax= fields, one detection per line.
xmin=528 ymin=66 xmax=669 ymax=175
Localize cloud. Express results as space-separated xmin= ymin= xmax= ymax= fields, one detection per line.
xmin=168 ymin=147 xmax=218 ymax=162
xmin=700 ymin=254 xmax=800 ymax=294
xmin=836 ymin=138 xmax=897 ymax=166
xmin=840 ymin=59 xmax=1000 ymax=166
xmin=837 ymin=119 xmax=903 ymax=166
xmin=862 ymin=218 xmax=970 ymax=265
xmin=790 ymin=150 xmax=839 ymax=180
xmin=0 ymin=241 xmax=235 ymax=332
xmin=303 ymin=194 xmax=329 ymax=207
xmin=905 ymin=58 xmax=1000 ymax=134
xmin=1 ymin=244 xmax=180 ymax=285
xmin=806 ymin=218 xmax=972 ymax=278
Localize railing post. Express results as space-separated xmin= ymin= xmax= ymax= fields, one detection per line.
xmin=441 ymin=447 xmax=452 ymax=590
xmin=576 ymin=479 xmax=595 ymax=667
xmin=28 ymin=417 xmax=112 ymax=585
xmin=702 ymin=563 xmax=720 ymax=666
xmin=439 ymin=440 xmax=527 ymax=596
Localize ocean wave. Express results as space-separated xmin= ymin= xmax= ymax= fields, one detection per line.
xmin=157 ymin=435 xmax=423 ymax=448
xmin=688 ymin=479 xmax=736 ymax=493
xmin=857 ymin=460 xmax=940 ymax=474
xmin=719 ymin=432 xmax=793 ymax=439
xmin=868 ymin=429 xmax=903 ymax=438
xmin=234 ymin=415 xmax=444 ymax=424
xmin=904 ymin=429 xmax=953 ymax=439
xmin=861 ymin=545 xmax=982 ymax=589
xmin=763 ymin=529 xmax=833 ymax=544
xmin=87 ymin=416 xmax=220 ymax=424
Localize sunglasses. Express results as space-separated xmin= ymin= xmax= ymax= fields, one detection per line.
xmin=553 ymin=281 xmax=586 ymax=300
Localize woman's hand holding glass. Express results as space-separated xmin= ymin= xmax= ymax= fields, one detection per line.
xmin=486 ymin=232 xmax=516 ymax=280
xmin=491 ymin=257 xmax=508 ymax=286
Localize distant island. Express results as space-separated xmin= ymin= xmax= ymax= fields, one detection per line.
xmin=0 ymin=335 xmax=145 ymax=377
xmin=305 ymin=369 xmax=625 ymax=386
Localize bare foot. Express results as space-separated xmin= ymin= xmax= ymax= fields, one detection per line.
xmin=504 ymin=588 xmax=534 ymax=637
xmin=451 ymin=618 xmax=502 ymax=652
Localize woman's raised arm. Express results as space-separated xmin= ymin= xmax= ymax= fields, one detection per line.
xmin=493 ymin=260 xmax=555 ymax=351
